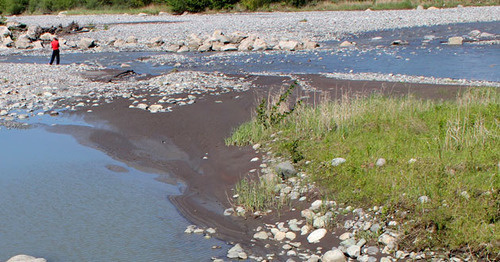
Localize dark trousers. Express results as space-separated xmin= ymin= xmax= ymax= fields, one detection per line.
xmin=49 ymin=50 xmax=60 ymax=65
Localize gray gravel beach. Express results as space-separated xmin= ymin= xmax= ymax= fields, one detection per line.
xmin=6 ymin=6 xmax=500 ymax=43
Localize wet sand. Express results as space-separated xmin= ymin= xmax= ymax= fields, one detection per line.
xmin=48 ymin=74 xmax=469 ymax=258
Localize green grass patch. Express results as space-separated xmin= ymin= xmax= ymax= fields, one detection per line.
xmin=227 ymin=87 xmax=499 ymax=257
xmin=232 ymin=176 xmax=289 ymax=213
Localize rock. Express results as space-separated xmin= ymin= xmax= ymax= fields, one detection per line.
xmin=303 ymin=39 xmax=319 ymax=49
xmin=223 ymin=207 xmax=234 ymax=216
xmin=448 ymin=36 xmax=463 ymax=45
xmin=7 ymin=21 xmax=26 ymax=31
xmin=366 ymin=246 xmax=379 ymax=255
xmin=346 ymin=245 xmax=361 ymax=258
xmin=0 ymin=26 xmax=11 ymax=38
xmin=2 ymin=36 xmax=14 ymax=47
xmin=339 ymin=232 xmax=351 ymax=241
xmin=301 ymin=224 xmax=311 ymax=235
xmin=279 ymin=40 xmax=299 ymax=51
xmin=212 ymin=30 xmax=231 ymax=44
xmin=198 ymin=42 xmax=212 ymax=52
xmin=275 ymin=161 xmax=297 ymax=179
xmin=416 ymin=5 xmax=424 ymax=10
xmin=369 ymin=223 xmax=381 ymax=233
xmin=78 ymin=37 xmax=96 ymax=49
xmin=113 ymin=39 xmax=126 ymax=47
xmin=26 ymin=25 xmax=41 ymax=40
xmin=136 ymin=103 xmax=148 ymax=110
xmin=376 ymin=158 xmax=386 ymax=166
xmin=32 ymin=41 xmax=44 ymax=49
xmin=6 ymin=255 xmax=46 ymax=262
xmin=469 ymin=30 xmax=482 ymax=38
xmin=252 ymin=38 xmax=268 ymax=51
xmin=15 ymin=34 xmax=32 ymax=49
xmin=149 ymin=37 xmax=164 ymax=46
xmin=211 ymin=41 xmax=225 ymax=51
xmin=307 ymin=228 xmax=327 ymax=243
xmin=391 ymin=40 xmax=409 ymax=45
xmin=39 ymin=32 xmax=55 ymax=41
xmin=418 ymin=195 xmax=430 ymax=203
xmin=378 ymin=233 xmax=397 ymax=249
xmin=479 ymin=32 xmax=495 ymax=39
xmin=427 ymin=6 xmax=439 ymax=10
xmin=206 ymin=228 xmax=216 ymax=234
xmin=339 ymin=41 xmax=355 ymax=47
xmin=149 ymin=104 xmax=163 ymax=113
xmin=313 ymin=215 xmax=329 ymax=228
xmin=274 ymin=231 xmax=286 ymax=241
xmin=229 ymin=31 xmax=248 ymax=44
xmin=408 ymin=158 xmax=417 ymax=164
xmin=221 ymin=44 xmax=238 ymax=51
xmin=380 ymin=257 xmax=392 ymax=262
xmin=331 ymin=158 xmax=346 ymax=166
xmin=165 ymin=44 xmax=180 ymax=52
xmin=177 ymin=45 xmax=189 ymax=53
xmin=227 ymin=244 xmax=245 ymax=259
xmin=322 ymin=249 xmax=346 ymax=262
xmin=254 ymin=231 xmax=269 ymax=240
xmin=285 ymin=231 xmax=296 ymax=240
xmin=126 ymin=35 xmax=138 ymax=44
xmin=238 ymin=36 xmax=255 ymax=51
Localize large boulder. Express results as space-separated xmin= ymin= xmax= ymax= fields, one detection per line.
xmin=6 ymin=255 xmax=46 ymax=262
xmin=0 ymin=26 xmax=12 ymax=38
xmin=78 ymin=37 xmax=96 ymax=49
xmin=39 ymin=32 xmax=55 ymax=41
xmin=14 ymin=34 xmax=33 ymax=49
xmin=279 ymin=40 xmax=299 ymax=51
xmin=126 ymin=35 xmax=138 ymax=44
xmin=26 ymin=25 xmax=42 ymax=40
xmin=212 ymin=30 xmax=230 ymax=44
xmin=6 ymin=21 xmax=26 ymax=31
xmin=238 ymin=35 xmax=256 ymax=51
xmin=229 ymin=31 xmax=248 ymax=44
xmin=221 ymin=44 xmax=238 ymax=52
xmin=340 ymin=41 xmax=356 ymax=47
xmin=252 ymin=38 xmax=268 ymax=51
xmin=275 ymin=161 xmax=297 ymax=179
xmin=148 ymin=37 xmax=164 ymax=47
xmin=2 ymin=35 xmax=14 ymax=47
xmin=307 ymin=228 xmax=327 ymax=243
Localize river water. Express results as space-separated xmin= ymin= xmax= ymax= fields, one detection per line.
xmin=0 ymin=116 xmax=228 ymax=261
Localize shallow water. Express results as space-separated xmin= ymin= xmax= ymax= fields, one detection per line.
xmin=0 ymin=119 xmax=228 ymax=261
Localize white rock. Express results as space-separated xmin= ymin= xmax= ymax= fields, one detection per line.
xmin=7 ymin=255 xmax=46 ymax=262
xmin=339 ymin=232 xmax=351 ymax=241
xmin=274 ymin=231 xmax=286 ymax=241
xmin=310 ymin=200 xmax=323 ymax=211
xmin=346 ymin=245 xmax=361 ymax=258
xmin=331 ymin=158 xmax=346 ymax=166
xmin=307 ymin=228 xmax=327 ymax=243
xmin=376 ymin=158 xmax=386 ymax=166
xmin=448 ymin=36 xmax=463 ymax=45
xmin=339 ymin=41 xmax=355 ymax=47
xmin=418 ymin=195 xmax=430 ymax=203
xmin=285 ymin=231 xmax=296 ymax=240
xmin=322 ymin=249 xmax=346 ymax=262
xmin=378 ymin=233 xmax=397 ymax=249
xmin=254 ymin=231 xmax=269 ymax=240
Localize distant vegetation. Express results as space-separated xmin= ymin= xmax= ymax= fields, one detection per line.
xmin=0 ymin=0 xmax=498 ymax=15
xmin=227 ymin=87 xmax=499 ymax=258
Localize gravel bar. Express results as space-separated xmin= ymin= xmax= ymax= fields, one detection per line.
xmin=6 ymin=6 xmax=500 ymax=43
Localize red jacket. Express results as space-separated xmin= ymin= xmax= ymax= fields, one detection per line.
xmin=51 ymin=40 xmax=59 ymax=50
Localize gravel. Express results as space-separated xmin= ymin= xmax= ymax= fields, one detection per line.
xmin=6 ymin=6 xmax=500 ymax=44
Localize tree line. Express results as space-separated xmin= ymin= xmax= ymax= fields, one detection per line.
xmin=0 ymin=0 xmax=311 ymax=15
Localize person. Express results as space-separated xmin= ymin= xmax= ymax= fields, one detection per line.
xmin=49 ymin=37 xmax=60 ymax=65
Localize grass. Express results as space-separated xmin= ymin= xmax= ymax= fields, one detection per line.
xmin=227 ymin=87 xmax=499 ymax=258
xmin=64 ymin=4 xmax=170 ymax=15
xmin=232 ymin=175 xmax=289 ymax=213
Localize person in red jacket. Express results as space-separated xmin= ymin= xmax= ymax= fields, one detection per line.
xmin=49 ymin=37 xmax=60 ymax=65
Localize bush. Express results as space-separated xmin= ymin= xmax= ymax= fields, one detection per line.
xmin=168 ymin=0 xmax=211 ymax=13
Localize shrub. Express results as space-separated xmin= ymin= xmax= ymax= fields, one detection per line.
xmin=168 ymin=0 xmax=211 ymax=13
